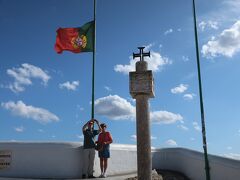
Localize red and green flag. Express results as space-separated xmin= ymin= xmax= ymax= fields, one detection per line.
xmin=55 ymin=21 xmax=94 ymax=54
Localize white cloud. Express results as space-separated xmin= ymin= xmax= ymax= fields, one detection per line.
xmin=164 ymin=29 xmax=173 ymax=35
xmin=114 ymin=47 xmax=171 ymax=75
xmin=223 ymin=153 xmax=240 ymax=160
xmin=1 ymin=101 xmax=59 ymax=124
xmin=171 ymin=84 xmax=188 ymax=94
xmin=131 ymin=134 xmax=157 ymax=141
xmin=38 ymin=129 xmax=44 ymax=133
xmin=227 ymin=146 xmax=233 ymax=150
xmin=6 ymin=63 xmax=50 ymax=93
xmin=151 ymin=111 xmax=183 ymax=124
xmin=190 ymin=137 xmax=195 ymax=141
xmin=202 ymin=20 xmax=240 ymax=58
xmin=104 ymin=86 xmax=112 ymax=91
xmin=95 ymin=95 xmax=135 ymax=120
xmin=193 ymin=122 xmax=201 ymax=132
xmin=131 ymin=134 xmax=137 ymax=141
xmin=144 ymin=43 xmax=155 ymax=51
xmin=199 ymin=20 xmax=219 ymax=31
xmin=178 ymin=124 xmax=189 ymax=131
xmin=59 ymin=81 xmax=79 ymax=91
xmin=151 ymin=136 xmax=157 ymax=140
xmin=183 ymin=93 xmax=196 ymax=100
xmin=95 ymin=95 xmax=183 ymax=125
xmin=166 ymin=139 xmax=177 ymax=146
xmin=14 ymin=126 xmax=24 ymax=132
xmin=77 ymin=134 xmax=84 ymax=139
xmin=182 ymin=56 xmax=189 ymax=62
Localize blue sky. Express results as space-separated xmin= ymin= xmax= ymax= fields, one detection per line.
xmin=1 ymin=0 xmax=240 ymax=160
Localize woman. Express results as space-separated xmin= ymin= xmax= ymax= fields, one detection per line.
xmin=97 ymin=123 xmax=113 ymax=178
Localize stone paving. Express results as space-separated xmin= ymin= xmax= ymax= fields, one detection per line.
xmin=0 ymin=169 xmax=190 ymax=180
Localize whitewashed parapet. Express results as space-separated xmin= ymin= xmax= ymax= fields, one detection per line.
xmin=1 ymin=143 xmax=240 ymax=180
xmin=0 ymin=142 xmax=137 ymax=178
xmin=152 ymin=148 xmax=240 ymax=180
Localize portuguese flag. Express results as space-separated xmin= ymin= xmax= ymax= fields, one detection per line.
xmin=55 ymin=21 xmax=94 ymax=54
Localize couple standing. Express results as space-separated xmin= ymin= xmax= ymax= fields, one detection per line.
xmin=82 ymin=119 xmax=113 ymax=179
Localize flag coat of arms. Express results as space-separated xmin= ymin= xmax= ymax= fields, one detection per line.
xmin=55 ymin=21 xmax=94 ymax=54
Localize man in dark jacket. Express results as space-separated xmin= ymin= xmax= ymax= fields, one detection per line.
xmin=82 ymin=119 xmax=101 ymax=179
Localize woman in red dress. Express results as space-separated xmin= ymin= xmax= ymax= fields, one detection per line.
xmin=98 ymin=123 xmax=113 ymax=178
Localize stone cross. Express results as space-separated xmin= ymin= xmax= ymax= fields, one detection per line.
xmin=129 ymin=47 xmax=155 ymax=180
xmin=133 ymin=47 xmax=150 ymax=62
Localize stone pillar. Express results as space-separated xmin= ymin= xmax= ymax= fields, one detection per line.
xmin=130 ymin=59 xmax=154 ymax=180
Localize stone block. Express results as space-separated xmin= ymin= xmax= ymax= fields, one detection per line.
xmin=129 ymin=70 xmax=155 ymax=98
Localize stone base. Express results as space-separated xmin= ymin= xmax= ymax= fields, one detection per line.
xmin=125 ymin=169 xmax=191 ymax=180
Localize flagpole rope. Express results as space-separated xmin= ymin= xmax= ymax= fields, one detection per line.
xmin=192 ymin=0 xmax=211 ymax=179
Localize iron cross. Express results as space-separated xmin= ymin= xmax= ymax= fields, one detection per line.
xmin=133 ymin=47 xmax=150 ymax=61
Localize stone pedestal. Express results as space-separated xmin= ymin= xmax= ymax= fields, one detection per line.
xmin=130 ymin=60 xmax=155 ymax=180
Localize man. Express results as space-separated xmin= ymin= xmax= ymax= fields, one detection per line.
xmin=82 ymin=119 xmax=101 ymax=179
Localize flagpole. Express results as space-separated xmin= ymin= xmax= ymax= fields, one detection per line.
xmin=192 ymin=0 xmax=211 ymax=179
xmin=91 ymin=0 xmax=96 ymax=119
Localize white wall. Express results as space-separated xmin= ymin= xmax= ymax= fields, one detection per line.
xmin=152 ymin=148 xmax=240 ymax=180
xmin=1 ymin=142 xmax=240 ymax=179
xmin=0 ymin=142 xmax=137 ymax=179
xmin=0 ymin=142 xmax=83 ymax=179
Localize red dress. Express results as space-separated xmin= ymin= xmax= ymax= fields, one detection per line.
xmin=97 ymin=132 xmax=112 ymax=158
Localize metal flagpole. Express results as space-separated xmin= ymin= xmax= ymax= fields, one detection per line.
xmin=192 ymin=0 xmax=211 ymax=179
xmin=91 ymin=0 xmax=96 ymax=119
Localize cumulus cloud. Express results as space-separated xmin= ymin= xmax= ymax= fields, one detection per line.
xmin=76 ymin=134 xmax=84 ymax=139
xmin=1 ymin=101 xmax=59 ymax=124
xmin=171 ymin=84 xmax=188 ymax=94
xmin=14 ymin=126 xmax=24 ymax=132
xmin=164 ymin=29 xmax=173 ymax=35
xmin=95 ymin=95 xmax=183 ymax=125
xmin=178 ymin=124 xmax=189 ymax=131
xmin=150 ymin=111 xmax=183 ymax=124
xmin=131 ymin=134 xmax=157 ymax=141
xmin=199 ymin=20 xmax=219 ymax=31
xmin=59 ymin=81 xmax=79 ymax=91
xmin=151 ymin=136 xmax=157 ymax=140
xmin=131 ymin=134 xmax=137 ymax=141
xmin=95 ymin=95 xmax=135 ymax=120
xmin=166 ymin=139 xmax=177 ymax=146
xmin=38 ymin=129 xmax=44 ymax=133
xmin=104 ymin=86 xmax=112 ymax=91
xmin=223 ymin=153 xmax=240 ymax=160
xmin=202 ymin=20 xmax=240 ymax=58
xmin=183 ymin=93 xmax=196 ymax=100
xmin=6 ymin=63 xmax=50 ymax=93
xmin=182 ymin=56 xmax=189 ymax=62
xmin=193 ymin=122 xmax=201 ymax=131
xmin=114 ymin=47 xmax=171 ymax=75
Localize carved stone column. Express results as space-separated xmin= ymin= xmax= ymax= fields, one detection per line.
xmin=130 ymin=47 xmax=155 ymax=180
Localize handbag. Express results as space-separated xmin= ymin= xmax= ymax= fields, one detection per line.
xmin=95 ymin=132 xmax=106 ymax=151
xmin=95 ymin=141 xmax=103 ymax=151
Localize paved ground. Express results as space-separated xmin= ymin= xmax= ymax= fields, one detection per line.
xmin=0 ymin=169 xmax=190 ymax=180
xmin=0 ymin=173 xmax=137 ymax=180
